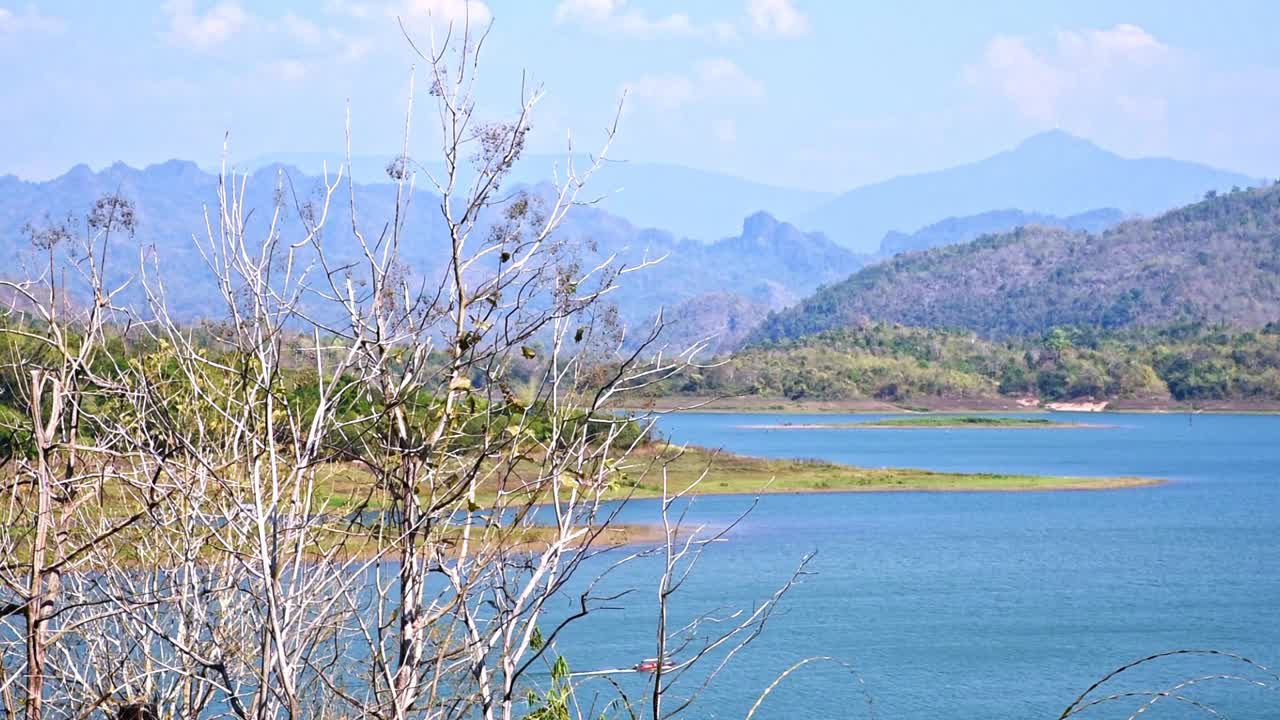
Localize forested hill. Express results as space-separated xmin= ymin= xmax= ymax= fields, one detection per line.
xmin=752 ymin=183 xmax=1280 ymax=343
xmin=658 ymin=322 xmax=1280 ymax=404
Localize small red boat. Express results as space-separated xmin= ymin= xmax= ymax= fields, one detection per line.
xmin=632 ymin=658 xmax=674 ymax=673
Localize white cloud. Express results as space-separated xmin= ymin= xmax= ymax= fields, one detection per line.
xmin=710 ymin=20 xmax=739 ymax=42
xmin=1058 ymin=23 xmax=1167 ymax=67
xmin=962 ymin=23 xmax=1280 ymax=170
xmin=280 ymin=11 xmax=370 ymax=59
xmin=967 ymin=34 xmax=1062 ymax=122
xmin=265 ymin=58 xmax=308 ymax=83
xmin=712 ymin=118 xmax=738 ymax=145
xmin=401 ymin=0 xmax=492 ymax=27
xmin=0 ymin=5 xmax=65 ymax=36
xmin=323 ymin=0 xmax=375 ymax=18
xmin=625 ymin=58 xmax=764 ymax=112
xmin=339 ymin=37 xmax=374 ymax=61
xmin=282 ymin=13 xmax=326 ymax=45
xmin=626 ymin=73 xmax=693 ymax=111
xmin=163 ymin=0 xmax=249 ymax=50
xmin=554 ymin=0 xmax=810 ymax=41
xmin=747 ymin=0 xmax=808 ymax=37
xmin=965 ymin=24 xmax=1173 ymax=125
xmin=160 ymin=4 xmax=372 ymax=84
xmin=698 ymin=58 xmax=765 ymax=100
xmin=554 ymin=0 xmax=694 ymax=36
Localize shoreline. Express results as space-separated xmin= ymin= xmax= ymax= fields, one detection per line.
xmin=623 ymin=396 xmax=1280 ymax=415
xmin=631 ymin=476 xmax=1166 ymax=498
xmin=734 ymin=421 xmax=1109 ymax=430
xmin=311 ymin=447 xmax=1169 ymax=554
xmin=605 ymin=446 xmax=1164 ymax=501
xmin=594 ymin=449 xmax=1164 ymax=548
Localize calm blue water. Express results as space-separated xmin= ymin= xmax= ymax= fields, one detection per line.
xmin=546 ymin=413 xmax=1280 ymax=719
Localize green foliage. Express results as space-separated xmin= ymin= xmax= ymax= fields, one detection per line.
xmin=0 ymin=319 xmax=649 ymax=465
xmin=0 ymin=402 xmax=33 ymax=462
xmin=858 ymin=416 xmax=1054 ymax=427
xmin=650 ymin=322 xmax=1280 ymax=402
xmin=522 ymin=656 xmax=572 ymax=720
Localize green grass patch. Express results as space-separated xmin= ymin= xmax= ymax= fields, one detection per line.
xmin=857 ymin=415 xmax=1057 ymax=428
xmin=606 ymin=446 xmax=1159 ymax=498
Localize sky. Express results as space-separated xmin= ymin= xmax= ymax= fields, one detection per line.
xmin=2 ymin=1 xmax=1279 ymax=191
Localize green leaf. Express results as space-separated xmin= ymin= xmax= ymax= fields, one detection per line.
xmin=521 ymin=345 xmax=537 ymax=360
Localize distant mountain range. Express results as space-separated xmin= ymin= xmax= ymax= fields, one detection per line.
xmin=258 ymin=131 xmax=1259 ymax=253
xmin=877 ymin=207 xmax=1126 ymax=257
xmin=0 ymin=162 xmax=861 ymax=351
xmin=249 ymin=152 xmax=833 ymax=245
xmin=4 ymin=130 xmax=1268 ymax=352
xmin=0 ymin=160 xmax=453 ymax=320
xmin=802 ymin=130 xmax=1260 ymax=251
xmin=752 ymin=183 xmax=1280 ymax=343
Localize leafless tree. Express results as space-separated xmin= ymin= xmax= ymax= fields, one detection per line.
xmin=0 ymin=13 xmax=803 ymax=720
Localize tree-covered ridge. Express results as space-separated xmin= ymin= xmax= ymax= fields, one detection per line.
xmin=754 ymin=183 xmax=1280 ymax=343
xmin=661 ymin=322 xmax=1280 ymax=403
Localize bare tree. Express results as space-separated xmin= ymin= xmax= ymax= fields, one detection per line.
xmin=0 ymin=194 xmax=180 ymax=718
xmin=0 ymin=12 xmax=801 ymax=720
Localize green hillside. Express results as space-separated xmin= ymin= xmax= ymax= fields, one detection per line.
xmin=755 ymin=183 xmax=1280 ymax=343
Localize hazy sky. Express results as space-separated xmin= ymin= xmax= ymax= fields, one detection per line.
xmin=3 ymin=1 xmax=1279 ymax=190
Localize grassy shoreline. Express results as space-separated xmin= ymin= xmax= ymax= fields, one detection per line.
xmin=608 ymin=446 xmax=1162 ymax=498
xmin=311 ymin=445 xmax=1165 ymax=512
xmin=9 ymin=446 xmax=1158 ymax=566
xmin=737 ymin=416 xmax=1099 ymax=430
xmin=623 ymin=396 xmax=1280 ymax=415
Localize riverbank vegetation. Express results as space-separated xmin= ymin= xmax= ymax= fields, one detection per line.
xmin=652 ymin=322 xmax=1280 ymax=404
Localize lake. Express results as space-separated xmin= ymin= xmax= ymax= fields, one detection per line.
xmin=549 ymin=412 xmax=1280 ymax=719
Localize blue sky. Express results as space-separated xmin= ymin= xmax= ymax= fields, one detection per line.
xmin=3 ymin=1 xmax=1279 ymax=190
